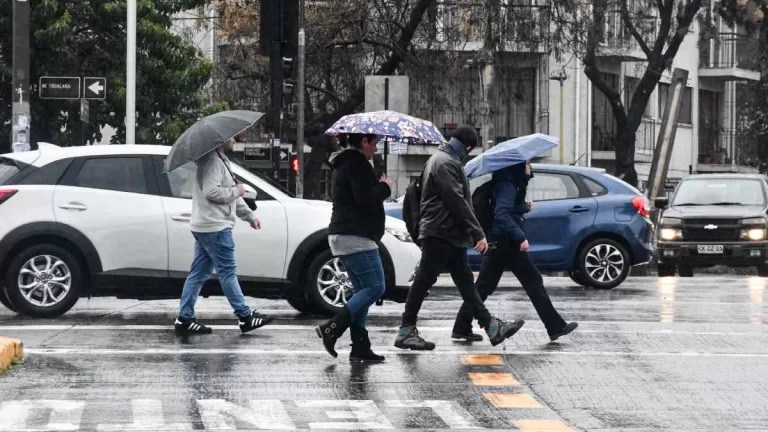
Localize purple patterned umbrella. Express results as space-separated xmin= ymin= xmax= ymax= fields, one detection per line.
xmin=325 ymin=110 xmax=446 ymax=144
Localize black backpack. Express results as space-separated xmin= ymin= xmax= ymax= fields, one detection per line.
xmin=402 ymin=171 xmax=424 ymax=246
xmin=472 ymin=180 xmax=496 ymax=236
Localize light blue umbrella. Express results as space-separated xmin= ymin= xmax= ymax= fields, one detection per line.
xmin=464 ymin=133 xmax=559 ymax=180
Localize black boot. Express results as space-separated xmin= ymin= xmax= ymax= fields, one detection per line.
xmin=315 ymin=307 xmax=350 ymax=358
xmin=349 ymin=325 xmax=385 ymax=363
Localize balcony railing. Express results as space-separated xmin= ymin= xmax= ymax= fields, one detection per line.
xmin=597 ymin=9 xmax=656 ymax=56
xmin=700 ymin=32 xmax=760 ymax=71
xmin=591 ymin=118 xmax=657 ymax=153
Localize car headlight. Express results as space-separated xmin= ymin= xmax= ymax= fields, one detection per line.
xmin=660 ymin=217 xmax=681 ymax=225
xmin=742 ymin=228 xmax=766 ymax=241
xmin=659 ymin=228 xmax=682 ymax=241
xmin=386 ymin=227 xmax=413 ymax=243
xmin=742 ymin=217 xmax=767 ymax=225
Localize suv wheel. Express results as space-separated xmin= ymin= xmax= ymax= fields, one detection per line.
xmin=0 ymin=287 xmax=17 ymax=312
xmin=305 ymin=249 xmax=352 ymax=317
xmin=4 ymin=244 xmax=83 ymax=318
xmin=577 ymin=238 xmax=630 ymax=290
xmin=286 ymin=296 xmax=318 ymax=315
xmin=678 ymin=265 xmax=694 ymax=278
xmin=657 ymin=264 xmax=676 ymax=277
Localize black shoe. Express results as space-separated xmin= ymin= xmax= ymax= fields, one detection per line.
xmin=549 ymin=322 xmax=578 ymax=342
xmin=174 ymin=318 xmax=212 ymax=335
xmin=315 ymin=307 xmax=351 ymax=358
xmin=350 ymin=325 xmax=385 ymax=363
xmin=394 ymin=325 xmax=436 ymax=350
xmin=451 ymin=331 xmax=484 ymax=342
xmin=485 ymin=317 xmax=525 ymax=346
xmin=238 ymin=311 xmax=274 ymax=334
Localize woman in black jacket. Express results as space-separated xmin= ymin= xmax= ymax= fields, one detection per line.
xmin=316 ymin=133 xmax=394 ymax=362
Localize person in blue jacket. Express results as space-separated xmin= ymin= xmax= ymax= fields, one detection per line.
xmin=451 ymin=161 xmax=578 ymax=342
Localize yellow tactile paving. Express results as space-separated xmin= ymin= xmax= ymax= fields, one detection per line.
xmin=512 ymin=419 xmax=574 ymax=431
xmin=484 ymin=393 xmax=542 ymax=408
xmin=468 ymin=372 xmax=520 ymax=386
xmin=460 ymin=354 xmax=505 ymax=366
xmin=0 ymin=336 xmax=22 ymax=373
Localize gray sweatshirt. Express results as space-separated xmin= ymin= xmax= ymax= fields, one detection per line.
xmin=190 ymin=149 xmax=257 ymax=233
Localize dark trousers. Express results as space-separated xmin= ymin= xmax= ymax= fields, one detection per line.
xmin=402 ymin=237 xmax=492 ymax=329
xmin=453 ymin=235 xmax=566 ymax=335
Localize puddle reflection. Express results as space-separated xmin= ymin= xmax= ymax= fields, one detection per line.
xmin=748 ymin=277 xmax=765 ymax=325
xmin=657 ymin=277 xmax=677 ymax=323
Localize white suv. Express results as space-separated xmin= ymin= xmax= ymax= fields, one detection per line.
xmin=0 ymin=144 xmax=420 ymax=318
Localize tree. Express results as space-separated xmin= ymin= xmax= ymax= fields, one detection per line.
xmin=0 ymin=0 xmax=220 ymax=152
xmin=551 ymin=0 xmax=706 ymax=186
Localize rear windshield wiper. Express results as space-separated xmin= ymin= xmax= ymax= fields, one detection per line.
xmin=709 ymin=202 xmax=745 ymax=206
xmin=673 ymin=203 xmax=704 ymax=206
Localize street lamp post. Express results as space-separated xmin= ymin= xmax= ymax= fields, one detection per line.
xmin=550 ymin=69 xmax=567 ymax=164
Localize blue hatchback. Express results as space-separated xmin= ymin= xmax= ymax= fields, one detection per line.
xmin=385 ymin=164 xmax=653 ymax=289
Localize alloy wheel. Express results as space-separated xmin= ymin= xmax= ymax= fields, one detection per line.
xmin=16 ymin=255 xmax=72 ymax=307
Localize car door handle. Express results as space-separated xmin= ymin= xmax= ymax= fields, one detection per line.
xmin=569 ymin=206 xmax=590 ymax=213
xmin=171 ymin=213 xmax=191 ymax=222
xmin=58 ymin=202 xmax=87 ymax=211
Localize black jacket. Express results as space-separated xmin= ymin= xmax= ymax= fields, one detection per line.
xmin=328 ymin=149 xmax=391 ymax=241
xmin=490 ymin=164 xmax=532 ymax=244
xmin=419 ymin=140 xmax=485 ymax=248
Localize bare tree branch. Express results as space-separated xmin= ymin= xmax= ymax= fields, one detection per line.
xmin=662 ymin=0 xmax=703 ymax=61
xmin=620 ymin=0 xmax=652 ymax=57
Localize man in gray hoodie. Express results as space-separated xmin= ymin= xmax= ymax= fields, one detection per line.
xmin=174 ymin=138 xmax=274 ymax=334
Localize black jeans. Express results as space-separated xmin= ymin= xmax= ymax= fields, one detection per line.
xmin=453 ymin=235 xmax=567 ymax=335
xmin=402 ymin=237 xmax=492 ymax=329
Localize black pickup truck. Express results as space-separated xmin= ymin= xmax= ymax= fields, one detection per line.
xmin=655 ymin=174 xmax=768 ymax=277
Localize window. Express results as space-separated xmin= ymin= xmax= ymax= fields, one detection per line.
xmin=157 ymin=159 xmax=273 ymax=201
xmin=658 ymin=84 xmax=692 ymax=124
xmin=672 ymin=178 xmax=765 ymax=206
xmin=583 ymin=176 xmax=608 ymax=196
xmin=528 ymin=173 xmax=580 ymax=201
xmin=623 ymin=77 xmax=651 ymax=117
xmin=0 ymin=159 xmax=21 ymax=185
xmin=17 ymin=159 xmax=72 ymax=186
xmin=591 ymin=72 xmax=619 ymax=151
xmin=75 ymin=158 xmax=147 ymax=194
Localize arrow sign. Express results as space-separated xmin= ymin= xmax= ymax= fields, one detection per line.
xmin=83 ymin=77 xmax=107 ymax=100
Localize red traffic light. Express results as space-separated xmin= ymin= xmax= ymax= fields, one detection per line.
xmin=290 ymin=154 xmax=299 ymax=172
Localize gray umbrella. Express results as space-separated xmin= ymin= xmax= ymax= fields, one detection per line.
xmin=163 ymin=110 xmax=265 ymax=173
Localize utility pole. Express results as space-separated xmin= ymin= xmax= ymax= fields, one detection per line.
xmin=11 ymin=0 xmax=31 ymax=153
xmin=296 ymin=0 xmax=305 ymax=197
xmin=549 ymin=69 xmax=567 ymax=164
xmin=126 ymin=0 xmax=137 ymax=145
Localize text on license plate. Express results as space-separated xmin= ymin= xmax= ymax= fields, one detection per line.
xmin=698 ymin=245 xmax=724 ymax=254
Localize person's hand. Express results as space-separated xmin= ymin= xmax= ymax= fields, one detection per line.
xmin=235 ymin=184 xmax=245 ymax=197
xmin=474 ymin=238 xmax=489 ymax=255
xmin=380 ymin=175 xmax=394 ymax=189
xmin=250 ymin=218 xmax=261 ymax=230
xmin=520 ymin=240 xmax=530 ymax=252
xmin=527 ymin=200 xmax=534 ymax=210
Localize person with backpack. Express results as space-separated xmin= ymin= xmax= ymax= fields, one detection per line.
xmin=396 ymin=125 xmax=525 ymax=350
xmin=452 ymin=161 xmax=578 ymax=342
xmin=315 ymin=133 xmax=394 ymax=362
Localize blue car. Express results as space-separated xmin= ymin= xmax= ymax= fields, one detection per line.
xmin=385 ymin=164 xmax=653 ymax=289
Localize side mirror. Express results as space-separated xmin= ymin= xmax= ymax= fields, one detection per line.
xmin=654 ymin=196 xmax=669 ymax=210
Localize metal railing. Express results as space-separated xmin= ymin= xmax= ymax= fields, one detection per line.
xmin=591 ymin=117 xmax=656 ymax=153
xmin=700 ymin=32 xmax=760 ymax=70
xmin=434 ymin=0 xmax=550 ymax=46
xmin=597 ymin=9 xmax=656 ymax=52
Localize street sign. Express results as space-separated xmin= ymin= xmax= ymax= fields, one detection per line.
xmin=83 ymin=77 xmax=106 ymax=100
xmin=39 ymin=76 xmax=80 ymax=100
xmin=244 ymin=146 xmax=270 ymax=162
xmin=80 ymin=99 xmax=90 ymax=123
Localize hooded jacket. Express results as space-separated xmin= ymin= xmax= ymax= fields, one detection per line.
xmin=419 ymin=138 xmax=485 ymax=248
xmin=328 ymin=148 xmax=391 ymax=242
xmin=489 ymin=164 xmax=532 ymax=244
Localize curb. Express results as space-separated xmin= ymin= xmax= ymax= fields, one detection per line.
xmin=0 ymin=336 xmax=23 ymax=374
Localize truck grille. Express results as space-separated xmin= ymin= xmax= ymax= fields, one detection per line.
xmin=683 ymin=227 xmax=740 ymax=241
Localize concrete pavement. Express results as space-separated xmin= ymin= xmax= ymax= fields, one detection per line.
xmin=1 ymin=275 xmax=768 ymax=430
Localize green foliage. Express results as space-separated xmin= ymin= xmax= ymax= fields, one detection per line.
xmin=0 ymin=0 xmax=225 ymax=150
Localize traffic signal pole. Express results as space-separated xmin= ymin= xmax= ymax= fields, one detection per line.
xmin=11 ymin=0 xmax=31 ymax=153
xmin=296 ymin=0 xmax=305 ymax=198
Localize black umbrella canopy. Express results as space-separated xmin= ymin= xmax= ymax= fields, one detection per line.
xmin=163 ymin=110 xmax=265 ymax=173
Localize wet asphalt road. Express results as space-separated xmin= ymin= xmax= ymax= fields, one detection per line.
xmin=2 ymin=275 xmax=768 ymax=431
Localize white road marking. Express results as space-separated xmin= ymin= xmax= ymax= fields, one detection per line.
xmin=197 ymin=399 xmax=295 ymax=430
xmin=1 ymin=324 xmax=764 ymax=336
xmin=384 ymin=400 xmax=482 ymax=429
xmin=295 ymin=400 xmax=394 ymax=430
xmin=96 ymin=399 xmax=192 ymax=431
xmin=20 ymin=347 xmax=768 ymax=358
xmin=0 ymin=400 xmax=85 ymax=432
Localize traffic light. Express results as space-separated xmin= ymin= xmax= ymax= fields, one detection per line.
xmin=290 ymin=153 xmax=300 ymax=173
xmin=282 ymin=57 xmax=295 ymax=98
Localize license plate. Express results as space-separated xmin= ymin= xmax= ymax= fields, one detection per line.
xmin=697 ymin=245 xmax=724 ymax=254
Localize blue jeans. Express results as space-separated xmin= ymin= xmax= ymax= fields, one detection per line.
xmin=179 ymin=229 xmax=252 ymax=320
xmin=341 ymin=249 xmax=386 ymax=328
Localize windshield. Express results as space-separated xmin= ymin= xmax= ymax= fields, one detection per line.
xmin=671 ymin=178 xmax=766 ymax=206
xmin=0 ymin=158 xmax=21 ymax=185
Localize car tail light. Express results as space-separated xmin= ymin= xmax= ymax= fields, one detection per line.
xmin=0 ymin=189 xmax=18 ymax=205
xmin=631 ymin=196 xmax=649 ymax=218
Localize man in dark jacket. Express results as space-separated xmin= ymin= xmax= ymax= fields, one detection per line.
xmin=452 ymin=162 xmax=578 ymax=342
xmin=395 ymin=126 xmax=525 ymax=350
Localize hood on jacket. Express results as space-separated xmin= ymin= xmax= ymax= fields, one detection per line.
xmin=329 ymin=148 xmax=369 ymax=168
xmin=493 ymin=162 xmax=533 ymax=185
